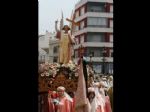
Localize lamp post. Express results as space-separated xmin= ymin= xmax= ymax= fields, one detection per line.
xmin=102 ymin=47 xmax=107 ymax=75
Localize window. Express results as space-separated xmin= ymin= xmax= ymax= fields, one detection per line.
xmin=87 ymin=3 xmax=105 ymax=12
xmin=87 ymin=17 xmax=108 ymax=27
xmin=87 ymin=47 xmax=103 ymax=57
xmin=39 ymin=37 xmax=44 ymax=41
xmin=87 ymin=33 xmax=105 ymax=42
xmin=109 ymin=63 xmax=113 ymax=74
xmin=90 ymin=6 xmax=103 ymax=12
xmin=75 ymin=25 xmax=79 ymax=31
xmin=93 ymin=64 xmax=102 ymax=73
xmin=75 ymin=37 xmax=79 ymax=44
xmin=80 ymin=21 xmax=84 ymax=29
xmin=42 ymin=55 xmax=45 ymax=61
xmin=111 ymin=52 xmax=113 ymax=57
xmin=81 ymin=7 xmax=85 ymax=16
xmin=110 ymin=50 xmax=113 ymax=57
xmin=40 ymin=56 xmax=42 ymax=61
xmin=53 ymin=46 xmax=58 ymax=53
xmin=75 ymin=50 xmax=78 ymax=58
xmin=53 ymin=57 xmax=57 ymax=63
xmin=80 ymin=35 xmax=84 ymax=44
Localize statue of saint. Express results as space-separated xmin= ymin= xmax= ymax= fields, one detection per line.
xmin=55 ymin=17 xmax=79 ymax=64
xmin=59 ymin=25 xmax=75 ymax=64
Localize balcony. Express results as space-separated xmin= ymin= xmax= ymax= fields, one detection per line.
xmin=86 ymin=57 xmax=113 ymax=62
xmin=75 ymin=12 xmax=113 ymax=22
xmin=75 ymin=0 xmax=113 ymax=9
xmin=74 ymin=57 xmax=113 ymax=62
xmin=74 ymin=42 xmax=113 ymax=49
xmin=74 ymin=27 xmax=113 ymax=36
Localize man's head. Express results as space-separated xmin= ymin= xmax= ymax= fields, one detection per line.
xmin=88 ymin=87 xmax=95 ymax=101
xmin=57 ymin=86 xmax=65 ymax=97
xmin=89 ymin=76 xmax=94 ymax=82
xmin=99 ymin=81 xmax=107 ymax=88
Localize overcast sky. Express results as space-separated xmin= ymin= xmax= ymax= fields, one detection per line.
xmin=39 ymin=0 xmax=79 ymax=35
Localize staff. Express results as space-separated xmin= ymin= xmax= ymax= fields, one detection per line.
xmin=82 ymin=57 xmax=88 ymax=96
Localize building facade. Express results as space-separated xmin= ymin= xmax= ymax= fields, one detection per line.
xmin=49 ymin=39 xmax=59 ymax=63
xmin=38 ymin=48 xmax=49 ymax=63
xmin=38 ymin=31 xmax=56 ymax=63
xmin=73 ymin=0 xmax=113 ymax=74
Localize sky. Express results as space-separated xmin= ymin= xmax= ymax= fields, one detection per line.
xmin=39 ymin=0 xmax=80 ymax=35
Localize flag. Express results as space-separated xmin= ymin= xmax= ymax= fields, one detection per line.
xmin=75 ymin=59 xmax=87 ymax=110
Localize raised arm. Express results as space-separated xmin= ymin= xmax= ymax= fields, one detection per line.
xmin=55 ymin=20 xmax=59 ymax=32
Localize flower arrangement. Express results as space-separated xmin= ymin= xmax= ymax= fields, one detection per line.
xmin=39 ymin=60 xmax=79 ymax=79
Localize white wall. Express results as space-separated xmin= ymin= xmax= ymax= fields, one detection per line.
xmin=39 ymin=31 xmax=56 ymax=63
xmin=39 ymin=31 xmax=56 ymax=49
xmin=38 ymin=48 xmax=49 ymax=63
xmin=49 ymin=39 xmax=59 ymax=63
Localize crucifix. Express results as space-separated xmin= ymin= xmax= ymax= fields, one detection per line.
xmin=66 ymin=18 xmax=80 ymax=26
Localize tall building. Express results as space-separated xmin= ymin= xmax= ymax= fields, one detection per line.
xmin=73 ymin=0 xmax=113 ymax=74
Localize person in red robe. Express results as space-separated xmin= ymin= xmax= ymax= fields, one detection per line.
xmin=56 ymin=86 xmax=73 ymax=112
xmin=98 ymin=82 xmax=112 ymax=112
xmin=48 ymin=91 xmax=57 ymax=112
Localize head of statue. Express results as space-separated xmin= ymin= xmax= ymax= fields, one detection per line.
xmin=62 ymin=25 xmax=70 ymax=33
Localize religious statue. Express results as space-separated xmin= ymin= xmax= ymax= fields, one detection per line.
xmin=55 ymin=16 xmax=79 ymax=64
xmin=59 ymin=25 xmax=75 ymax=64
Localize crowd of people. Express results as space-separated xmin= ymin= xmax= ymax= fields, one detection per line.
xmin=47 ymin=72 xmax=113 ymax=112
xmin=87 ymin=74 xmax=113 ymax=112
